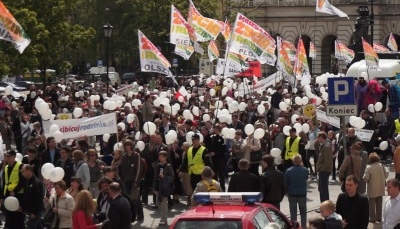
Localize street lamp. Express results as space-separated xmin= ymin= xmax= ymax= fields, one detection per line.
xmin=103 ymin=23 xmax=113 ymax=94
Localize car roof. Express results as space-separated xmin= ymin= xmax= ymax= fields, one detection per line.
xmin=175 ymin=204 xmax=264 ymax=220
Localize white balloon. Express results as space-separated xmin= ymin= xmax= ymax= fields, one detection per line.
xmin=113 ymin=142 xmax=123 ymax=151
xmin=368 ymin=104 xmax=375 ymax=113
xmin=283 ymin=125 xmax=291 ymax=136
xmin=73 ymin=108 xmax=83 ymax=118
xmin=221 ymin=127 xmax=230 ymax=138
xmin=221 ymin=87 xmax=229 ymax=96
xmin=165 ymin=133 xmax=174 ymax=144
xmin=41 ymin=163 xmax=55 ymax=180
xmin=291 ymin=114 xmax=300 ymax=124
xmin=117 ymin=122 xmax=126 ymax=131
xmin=210 ymin=89 xmax=216 ymax=96
xmin=349 ymin=116 xmax=357 ymax=126
xmin=49 ymin=124 xmax=60 ymax=135
xmin=244 ymin=124 xmax=255 ymax=135
xmin=199 ymin=96 xmax=204 ymax=102
xmin=270 ymin=148 xmax=282 ymax=157
xmin=54 ymin=131 xmax=63 ymax=143
xmin=320 ymin=87 xmax=326 ymax=93
xmin=238 ymin=102 xmax=247 ymax=111
xmin=301 ymin=97 xmax=309 ymax=105
xmin=274 ymin=156 xmax=282 ymax=165
xmin=37 ymin=102 xmax=50 ymax=114
xmin=143 ymin=122 xmax=157 ymax=135
xmin=127 ymin=114 xmax=135 ymax=123
xmin=375 ymin=102 xmax=383 ymax=112
xmin=16 ymin=153 xmax=23 ymax=162
xmin=4 ymin=197 xmax=19 ymax=211
xmin=192 ymin=106 xmax=200 ymax=116
xmin=186 ymin=131 xmax=195 ymax=145
xmin=215 ymin=100 xmax=224 ymax=109
xmin=279 ymin=102 xmax=288 ymax=111
xmin=379 ymin=141 xmax=388 ymax=150
xmin=257 ymin=104 xmax=266 ymax=114
xmin=293 ymin=123 xmax=302 ymax=134
xmin=254 ymin=128 xmax=265 ymax=139
xmin=352 ymin=117 xmax=363 ymax=128
xmin=4 ymin=86 xmax=13 ymax=95
xmin=75 ymin=92 xmax=80 ymax=98
xmin=315 ymin=97 xmax=322 ymax=106
xmin=35 ymin=98 xmax=45 ymax=108
xmin=295 ymin=97 xmax=302 ymax=105
xmin=103 ymin=134 xmax=111 ymax=142
xmin=360 ymin=71 xmax=368 ymax=78
xmin=321 ymin=92 xmax=328 ymax=100
xmin=203 ymin=114 xmax=210 ymax=121
xmin=49 ymin=167 xmax=65 ymax=182
xmin=284 ymin=98 xmax=291 ymax=106
xmin=302 ymin=123 xmax=310 ymax=133
xmin=135 ymin=131 xmax=141 ymax=140
xmin=178 ymin=96 xmax=184 ymax=102
xmin=41 ymin=109 xmax=52 ymax=120
xmin=183 ymin=110 xmax=192 ymax=120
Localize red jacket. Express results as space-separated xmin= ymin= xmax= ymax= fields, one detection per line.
xmin=72 ymin=210 xmax=96 ymax=229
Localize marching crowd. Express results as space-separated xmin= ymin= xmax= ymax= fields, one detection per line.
xmin=0 ymin=74 xmax=399 ymax=229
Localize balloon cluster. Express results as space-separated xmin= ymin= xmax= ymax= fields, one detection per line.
xmin=41 ymin=163 xmax=65 ymax=182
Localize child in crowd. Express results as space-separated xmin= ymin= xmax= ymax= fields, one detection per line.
xmin=319 ymin=200 xmax=343 ymax=229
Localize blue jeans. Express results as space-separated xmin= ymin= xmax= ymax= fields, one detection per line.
xmin=318 ymin=171 xmax=330 ymax=202
xmin=288 ymin=195 xmax=307 ymax=229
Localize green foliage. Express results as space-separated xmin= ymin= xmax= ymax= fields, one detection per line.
xmin=0 ymin=0 xmax=95 ymax=78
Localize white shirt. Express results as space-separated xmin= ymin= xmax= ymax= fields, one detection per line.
xmin=383 ymin=192 xmax=400 ymax=229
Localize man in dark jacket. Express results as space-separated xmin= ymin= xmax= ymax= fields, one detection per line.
xmin=260 ymin=155 xmax=285 ymax=210
xmin=336 ymin=175 xmax=369 ymax=229
xmin=228 ymin=158 xmax=259 ymax=192
xmin=40 ymin=137 xmax=60 ymax=165
xmin=21 ymin=164 xmax=44 ymax=229
xmin=54 ymin=146 xmax=74 ymax=187
xmin=209 ymin=125 xmax=227 ymax=191
xmin=107 ymin=182 xmax=132 ymax=229
xmin=22 ymin=146 xmax=41 ymax=178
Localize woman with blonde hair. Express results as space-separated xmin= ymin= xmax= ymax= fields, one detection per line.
xmin=111 ymin=149 xmax=123 ymax=169
xmin=72 ymin=190 xmax=101 ymax=229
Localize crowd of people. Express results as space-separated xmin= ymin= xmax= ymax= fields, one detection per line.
xmin=0 ymin=73 xmax=399 ymax=229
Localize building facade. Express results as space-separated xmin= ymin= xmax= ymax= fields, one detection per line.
xmin=231 ymin=0 xmax=400 ymax=75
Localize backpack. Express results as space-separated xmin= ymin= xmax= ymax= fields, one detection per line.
xmin=201 ymin=179 xmax=218 ymax=192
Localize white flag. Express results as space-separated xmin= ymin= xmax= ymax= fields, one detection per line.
xmin=316 ymin=0 xmax=349 ymax=19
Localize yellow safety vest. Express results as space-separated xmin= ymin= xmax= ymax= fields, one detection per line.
xmin=395 ymin=119 xmax=400 ymax=134
xmin=187 ymin=146 xmax=206 ymax=175
xmin=285 ymin=137 xmax=301 ymax=160
xmin=4 ymin=161 xmax=23 ymax=195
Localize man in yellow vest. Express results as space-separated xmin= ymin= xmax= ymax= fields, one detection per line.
xmin=283 ymin=128 xmax=304 ymax=172
xmin=179 ymin=134 xmax=212 ymax=192
xmin=1 ymin=150 xmax=25 ymax=229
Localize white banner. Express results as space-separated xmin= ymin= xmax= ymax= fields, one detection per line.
xmin=43 ymin=113 xmax=117 ymax=139
xmin=116 ymin=84 xmax=134 ymax=95
xmin=237 ymin=73 xmax=283 ymax=95
xmin=316 ymin=109 xmax=340 ymax=129
xmin=355 ymin=129 xmax=374 ymax=142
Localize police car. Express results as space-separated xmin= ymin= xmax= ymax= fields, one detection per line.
xmin=169 ymin=192 xmax=301 ymax=229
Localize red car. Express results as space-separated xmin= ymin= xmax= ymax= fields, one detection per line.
xmin=169 ymin=192 xmax=301 ymax=229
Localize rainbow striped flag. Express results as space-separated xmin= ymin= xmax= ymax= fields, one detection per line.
xmin=373 ymin=42 xmax=389 ymax=53
xmin=334 ymin=40 xmax=354 ymax=64
xmin=221 ymin=19 xmax=231 ymax=42
xmin=309 ymin=41 xmax=317 ymax=59
xmin=362 ymin=37 xmax=379 ymax=70
xmin=388 ymin=33 xmax=398 ymax=51
xmin=188 ymin=0 xmax=222 ymax=42
xmin=277 ymin=36 xmax=294 ymax=77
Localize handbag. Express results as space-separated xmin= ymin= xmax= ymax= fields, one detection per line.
xmin=43 ymin=199 xmax=56 ymax=226
xmin=249 ymin=139 xmax=262 ymax=163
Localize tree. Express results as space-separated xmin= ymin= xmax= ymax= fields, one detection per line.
xmin=0 ymin=0 xmax=95 ymax=85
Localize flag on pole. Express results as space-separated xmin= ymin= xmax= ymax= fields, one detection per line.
xmin=309 ymin=41 xmax=317 ymax=59
xmin=316 ymin=0 xmax=349 ymax=19
xmin=170 ymin=5 xmax=195 ymax=45
xmin=388 ymin=33 xmax=398 ymax=51
xmin=223 ymin=52 xmax=249 ymax=77
xmin=0 ymin=1 xmax=30 ymax=53
xmin=174 ymin=44 xmax=194 ymax=60
xmin=138 ymin=30 xmax=172 ymax=75
xmin=221 ymin=19 xmax=231 ymax=42
xmin=276 ymin=36 xmax=294 ymax=77
xmin=335 ymin=40 xmax=355 ymax=64
xmin=174 ymin=86 xmax=188 ymax=99
xmin=282 ymin=39 xmax=296 ymax=62
xmin=294 ymin=36 xmax=310 ymax=78
xmin=362 ymin=37 xmax=379 ymax=70
xmin=229 ymin=13 xmax=275 ymax=64
xmin=373 ymin=42 xmax=389 ymax=53
xmin=208 ymin=40 xmax=219 ymax=62
xmin=188 ymin=0 xmax=223 ymax=42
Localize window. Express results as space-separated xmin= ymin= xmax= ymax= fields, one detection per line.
xmin=253 ymin=210 xmax=271 ymax=229
xmin=173 ymin=220 xmax=242 ymax=229
xmin=266 ymin=208 xmax=290 ymax=229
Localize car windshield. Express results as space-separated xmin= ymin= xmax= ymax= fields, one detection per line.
xmin=173 ymin=220 xmax=242 ymax=229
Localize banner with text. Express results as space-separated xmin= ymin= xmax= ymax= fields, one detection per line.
xmin=43 ymin=113 xmax=117 ymax=139
xmin=316 ymin=109 xmax=340 ymax=129
xmin=229 ymin=13 xmax=275 ymax=64
xmin=188 ymin=0 xmax=222 ymax=42
xmin=139 ymin=30 xmax=173 ymax=76
xmin=170 ymin=5 xmax=195 ymax=46
xmin=0 ymin=1 xmax=30 ymax=53
xmin=277 ymin=36 xmax=294 ymax=78
xmin=355 ymin=128 xmax=374 ymax=142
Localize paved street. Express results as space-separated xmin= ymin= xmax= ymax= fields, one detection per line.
xmin=131 ymin=161 xmax=396 ymax=229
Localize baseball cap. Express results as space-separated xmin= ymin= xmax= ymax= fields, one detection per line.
xmin=6 ymin=150 xmax=16 ymax=157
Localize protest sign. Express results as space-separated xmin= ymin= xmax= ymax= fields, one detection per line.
xmin=43 ymin=113 xmax=117 ymax=139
